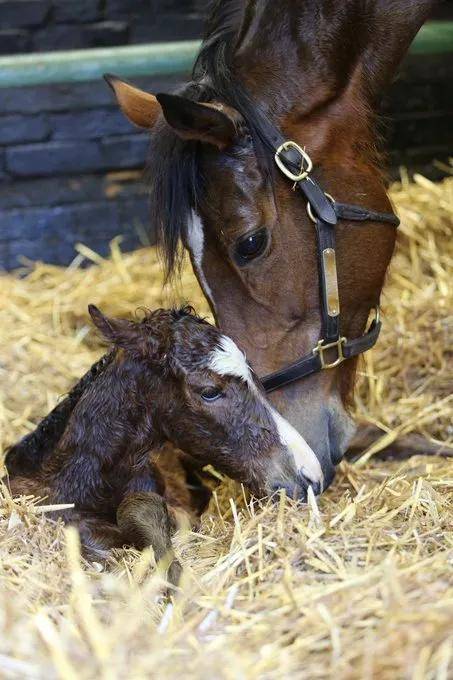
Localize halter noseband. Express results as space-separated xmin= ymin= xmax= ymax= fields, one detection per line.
xmin=261 ymin=139 xmax=399 ymax=393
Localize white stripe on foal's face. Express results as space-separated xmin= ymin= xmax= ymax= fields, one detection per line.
xmin=209 ymin=335 xmax=253 ymax=386
xmin=187 ymin=210 xmax=217 ymax=312
xmin=208 ymin=335 xmax=324 ymax=491
xmin=269 ymin=408 xmax=324 ymax=491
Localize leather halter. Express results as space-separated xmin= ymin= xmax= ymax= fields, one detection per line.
xmin=261 ymin=139 xmax=399 ymax=393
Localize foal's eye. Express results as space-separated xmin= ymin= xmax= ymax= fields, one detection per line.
xmin=234 ymin=228 xmax=268 ymax=265
xmin=201 ymin=386 xmax=223 ymax=402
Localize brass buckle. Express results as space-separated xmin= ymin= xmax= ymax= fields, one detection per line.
xmin=275 ymin=141 xmax=313 ymax=182
xmin=313 ymin=337 xmax=347 ymax=369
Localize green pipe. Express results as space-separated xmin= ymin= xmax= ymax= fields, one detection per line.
xmin=410 ymin=20 xmax=453 ymax=55
xmin=0 ymin=40 xmax=200 ymax=88
xmin=0 ymin=21 xmax=451 ymax=89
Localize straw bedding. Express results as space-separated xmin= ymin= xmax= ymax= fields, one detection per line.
xmin=0 ymin=173 xmax=452 ymax=679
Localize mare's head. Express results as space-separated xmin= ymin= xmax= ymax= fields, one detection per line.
xmin=107 ymin=1 xmax=434 ymax=490
xmin=89 ymin=305 xmax=324 ymax=499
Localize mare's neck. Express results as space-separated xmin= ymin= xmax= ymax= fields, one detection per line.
xmin=234 ymin=2 xmax=356 ymax=117
xmin=230 ymin=3 xmax=385 ymax=195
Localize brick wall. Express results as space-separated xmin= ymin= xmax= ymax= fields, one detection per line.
xmin=0 ymin=73 xmax=185 ymax=269
xmin=0 ymin=0 xmax=208 ymax=54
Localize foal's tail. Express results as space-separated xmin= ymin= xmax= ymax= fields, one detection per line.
xmin=4 ymin=352 xmax=115 ymax=477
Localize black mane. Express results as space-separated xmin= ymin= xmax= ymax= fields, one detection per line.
xmin=147 ymin=0 xmax=276 ymax=277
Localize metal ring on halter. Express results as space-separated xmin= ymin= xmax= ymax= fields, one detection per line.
xmin=374 ymin=304 xmax=381 ymax=325
xmin=306 ymin=193 xmax=335 ymax=223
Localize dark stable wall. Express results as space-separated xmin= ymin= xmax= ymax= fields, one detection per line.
xmin=0 ymin=1 xmax=452 ymax=270
xmin=0 ymin=0 xmax=208 ymax=54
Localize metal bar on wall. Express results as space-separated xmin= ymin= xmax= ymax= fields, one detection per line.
xmin=410 ymin=20 xmax=453 ymax=55
xmin=0 ymin=22 xmax=452 ymax=89
xmin=0 ymin=40 xmax=200 ymax=88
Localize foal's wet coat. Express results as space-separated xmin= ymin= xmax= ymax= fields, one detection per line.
xmin=5 ymin=306 xmax=320 ymax=582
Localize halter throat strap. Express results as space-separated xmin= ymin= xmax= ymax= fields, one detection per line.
xmin=261 ymin=140 xmax=399 ymax=393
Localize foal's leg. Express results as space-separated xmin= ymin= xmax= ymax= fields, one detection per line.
xmin=116 ymin=491 xmax=182 ymax=587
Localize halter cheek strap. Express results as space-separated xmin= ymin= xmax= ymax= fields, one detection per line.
xmin=261 ymin=140 xmax=399 ymax=394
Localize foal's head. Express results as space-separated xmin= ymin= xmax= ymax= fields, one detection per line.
xmin=89 ymin=305 xmax=324 ymax=499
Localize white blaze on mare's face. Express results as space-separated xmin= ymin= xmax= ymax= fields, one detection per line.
xmin=208 ymin=335 xmax=324 ymax=491
xmin=187 ymin=210 xmax=216 ymax=312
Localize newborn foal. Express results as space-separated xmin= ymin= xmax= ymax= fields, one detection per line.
xmin=5 ymin=305 xmax=321 ymax=577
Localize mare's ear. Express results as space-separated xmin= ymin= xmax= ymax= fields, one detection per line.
xmin=156 ymin=93 xmax=242 ymax=150
xmin=105 ymin=74 xmax=241 ymax=149
xmin=359 ymin=1 xmax=436 ymax=101
xmin=104 ymin=74 xmax=162 ymax=129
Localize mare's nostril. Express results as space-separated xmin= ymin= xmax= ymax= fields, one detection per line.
xmin=330 ymin=448 xmax=344 ymax=466
xmin=322 ymin=463 xmax=336 ymax=491
xmin=327 ymin=411 xmax=348 ymax=465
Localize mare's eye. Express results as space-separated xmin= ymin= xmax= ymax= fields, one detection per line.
xmin=201 ymin=386 xmax=223 ymax=402
xmin=234 ymin=228 xmax=268 ymax=265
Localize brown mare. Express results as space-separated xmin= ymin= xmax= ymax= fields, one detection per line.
xmin=106 ymin=0 xmax=436 ymax=493
xmin=5 ymin=305 xmax=321 ymax=580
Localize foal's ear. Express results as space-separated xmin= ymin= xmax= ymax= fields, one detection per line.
xmin=88 ymin=305 xmax=160 ymax=359
xmin=89 ymin=305 xmax=137 ymax=347
xmin=156 ymin=93 xmax=241 ymax=150
xmin=104 ymin=74 xmax=162 ymax=129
